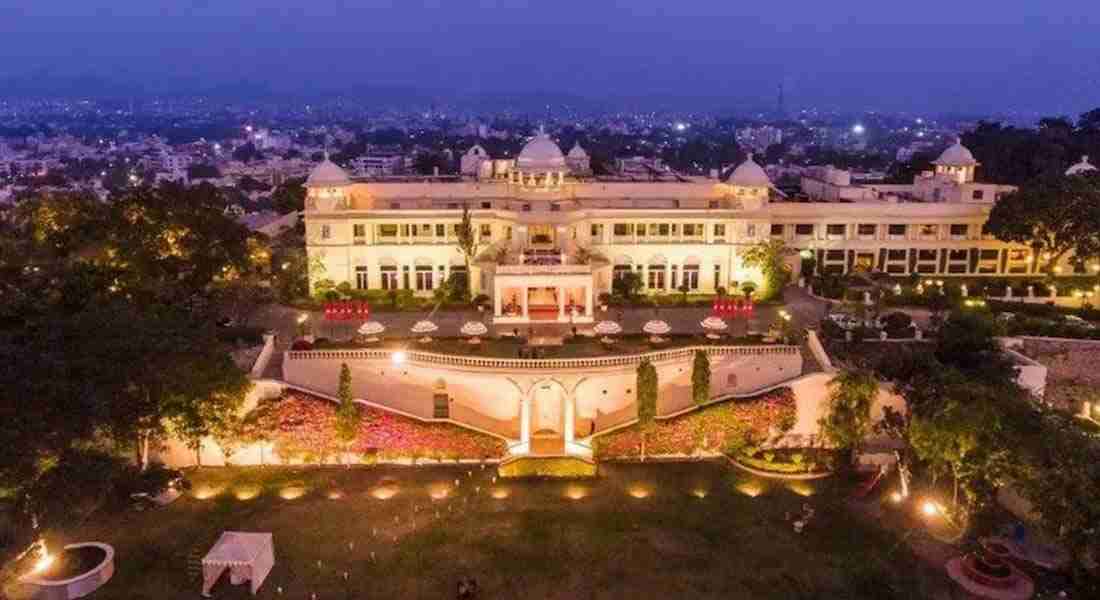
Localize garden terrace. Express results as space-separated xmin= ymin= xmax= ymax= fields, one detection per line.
xmin=1017 ymin=338 xmax=1100 ymax=414
xmin=594 ymin=387 xmax=798 ymax=460
xmin=242 ymin=391 xmax=508 ymax=463
xmin=310 ymin=333 xmax=772 ymax=359
xmin=36 ymin=462 xmax=951 ymax=598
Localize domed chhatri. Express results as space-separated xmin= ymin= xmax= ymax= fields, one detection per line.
xmin=306 ymin=156 xmax=351 ymax=188
xmin=517 ymin=131 xmax=567 ymax=173
xmin=933 ymin=138 xmax=980 ymax=184
xmin=934 ymin=138 xmax=980 ymax=167
xmin=728 ymin=153 xmax=771 ymax=187
xmin=1066 ymin=155 xmax=1096 ymax=176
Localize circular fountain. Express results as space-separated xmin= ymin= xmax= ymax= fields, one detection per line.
xmin=19 ymin=542 xmax=115 ymax=600
xmin=946 ymin=548 xmax=1033 ymax=600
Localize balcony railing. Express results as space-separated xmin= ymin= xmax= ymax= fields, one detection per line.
xmin=286 ymin=344 xmax=799 ymax=371
xmin=496 ymin=264 xmax=593 ymax=276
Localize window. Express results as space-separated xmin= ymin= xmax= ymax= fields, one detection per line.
xmin=380 ymin=266 xmax=398 ymax=290
xmin=887 ymin=249 xmax=906 ymax=260
xmin=826 ymin=250 xmax=845 ymax=261
xmin=949 ymin=249 xmax=968 ymax=260
xmin=505 ymin=226 xmax=512 ymax=241
xmin=972 ymin=190 xmax=984 ymax=200
xmin=647 ymin=268 xmax=666 ymax=290
xmin=888 ymin=224 xmax=907 ymax=236
xmin=522 ymin=203 xmax=531 ymax=212
xmin=980 ymin=249 xmax=999 ymax=260
xmin=683 ymin=265 xmax=700 ymax=290
xmin=320 ymin=225 xmax=331 ymax=239
xmin=826 ymin=224 xmax=845 ymax=237
xmin=635 ymin=223 xmax=646 ymax=237
xmin=480 ymin=201 xmax=491 ymax=209
xmin=613 ymin=264 xmax=632 ymax=280
xmin=378 ymin=224 xmax=397 ymax=238
xmin=415 ymin=265 xmax=434 ymax=291
xmin=1008 ymin=249 xmax=1029 ymax=262
xmin=919 ymin=224 xmax=939 ymax=237
xmin=683 ymin=224 xmax=697 ymax=236
xmin=713 ymin=264 xmax=721 ymax=290
xmin=419 ymin=224 xmax=432 ymax=236
xmin=353 ymin=224 xmax=366 ymax=238
xmin=746 ymin=224 xmax=756 ymax=238
xmin=950 ymin=224 xmax=968 ymax=237
xmin=479 ymin=224 xmax=491 ymax=238
xmin=355 ymin=266 xmax=368 ymax=290
xmin=389 ymin=201 xmax=401 ymax=209
xmin=770 ymin=223 xmax=784 ymax=236
xmin=614 ymin=223 xmax=631 ymax=236
xmin=591 ymin=224 xmax=602 ymax=238
xmin=857 ymin=224 xmax=876 ymax=236
xmin=435 ymin=224 xmax=445 ymax=238
xmin=918 ymin=250 xmax=937 ymax=261
xmin=794 ymin=224 xmax=814 ymax=236
xmin=714 ymin=224 xmax=726 ymax=238
xmin=708 ymin=200 xmax=719 ymax=209
xmin=657 ymin=223 xmax=670 ymax=236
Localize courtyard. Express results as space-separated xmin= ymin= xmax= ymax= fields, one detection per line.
xmin=28 ymin=462 xmax=949 ymax=599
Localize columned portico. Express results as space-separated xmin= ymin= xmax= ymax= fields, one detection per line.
xmin=492 ymin=267 xmax=595 ymax=324
xmin=511 ymin=380 xmax=585 ymax=457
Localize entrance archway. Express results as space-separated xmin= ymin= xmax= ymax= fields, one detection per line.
xmin=532 ymin=382 xmax=563 ymax=437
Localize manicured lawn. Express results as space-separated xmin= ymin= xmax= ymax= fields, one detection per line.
xmin=27 ymin=462 xmax=949 ymax=599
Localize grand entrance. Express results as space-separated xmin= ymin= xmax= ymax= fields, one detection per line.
xmin=527 ymin=287 xmax=560 ymax=321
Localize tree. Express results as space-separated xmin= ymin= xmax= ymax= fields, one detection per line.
xmin=691 ymin=350 xmax=710 ymax=405
xmin=935 ymin=310 xmax=1011 ymax=380
xmin=612 ymin=271 xmax=643 ymax=300
xmin=271 ymin=177 xmax=306 ymax=214
xmin=635 ymin=358 xmax=658 ymax=460
xmin=334 ymin=363 xmax=361 ymax=462
xmin=985 ymin=174 xmax=1100 ymax=276
xmin=1015 ymin=412 xmax=1100 ymax=589
xmin=455 ymin=203 xmax=479 ymax=297
xmin=741 ymin=239 xmax=794 ymax=301
xmin=818 ymin=369 xmax=878 ymax=466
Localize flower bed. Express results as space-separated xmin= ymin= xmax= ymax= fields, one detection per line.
xmin=594 ymin=387 xmax=796 ymax=460
xmin=244 ymin=392 xmax=507 ymax=462
xmin=732 ymin=447 xmax=837 ymax=475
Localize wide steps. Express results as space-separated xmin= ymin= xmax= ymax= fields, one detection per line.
xmin=498 ymin=455 xmax=598 ymax=478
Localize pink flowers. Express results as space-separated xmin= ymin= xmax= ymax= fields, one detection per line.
xmin=251 ymin=392 xmax=507 ymax=461
xmin=595 ymin=387 xmax=796 ymax=459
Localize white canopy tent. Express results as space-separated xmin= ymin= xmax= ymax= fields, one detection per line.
xmin=202 ymin=532 xmax=274 ymax=597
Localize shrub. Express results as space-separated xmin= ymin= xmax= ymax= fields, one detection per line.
xmin=880 ymin=312 xmax=913 ymax=338
xmin=472 ymin=293 xmax=490 ymax=308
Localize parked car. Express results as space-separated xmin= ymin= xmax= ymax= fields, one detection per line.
xmin=1064 ymin=315 xmax=1095 ymax=329
xmin=828 ymin=313 xmax=863 ymax=331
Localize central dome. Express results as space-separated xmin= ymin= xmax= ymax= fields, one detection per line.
xmin=306 ymin=157 xmax=351 ymax=187
xmin=728 ymin=154 xmax=771 ymax=186
xmin=934 ymin=139 xmax=979 ymax=167
xmin=517 ymin=132 xmax=566 ymax=172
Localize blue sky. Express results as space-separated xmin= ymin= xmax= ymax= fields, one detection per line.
xmin=1 ymin=1 xmax=1097 ymax=114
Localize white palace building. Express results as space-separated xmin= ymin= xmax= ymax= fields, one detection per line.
xmin=303 ymin=134 xmax=1098 ymax=324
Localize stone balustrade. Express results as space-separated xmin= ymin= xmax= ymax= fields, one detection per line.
xmin=286 ymin=344 xmax=799 ymax=372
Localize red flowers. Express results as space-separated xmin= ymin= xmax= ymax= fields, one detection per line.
xmin=252 ymin=392 xmax=506 ymax=461
xmin=595 ymin=387 xmax=796 ymax=459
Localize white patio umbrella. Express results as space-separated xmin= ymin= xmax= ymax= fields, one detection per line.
xmin=700 ymin=316 xmax=728 ymax=340
xmin=643 ymin=319 xmax=671 ymax=343
xmin=460 ymin=321 xmax=488 ymax=343
xmin=410 ymin=319 xmax=439 ymax=342
xmin=357 ymin=321 xmax=386 ymax=342
xmin=593 ymin=320 xmax=622 ymax=345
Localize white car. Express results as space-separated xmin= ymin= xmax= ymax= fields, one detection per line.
xmin=828 ymin=314 xmax=863 ymax=331
xmin=1064 ymin=315 xmax=1095 ymax=329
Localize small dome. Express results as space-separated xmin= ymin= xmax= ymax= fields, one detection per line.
xmin=934 ymin=138 xmax=979 ymax=167
xmin=517 ymin=132 xmax=566 ymax=172
xmin=306 ymin=157 xmax=350 ymax=187
xmin=728 ymin=153 xmax=771 ymax=186
xmin=1066 ymin=155 xmax=1096 ymax=176
xmin=567 ymin=142 xmax=588 ymax=158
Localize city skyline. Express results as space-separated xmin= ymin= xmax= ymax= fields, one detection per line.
xmin=1 ymin=1 xmax=1097 ymax=115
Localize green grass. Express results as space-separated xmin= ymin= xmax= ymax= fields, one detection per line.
xmin=10 ymin=462 xmax=950 ymax=599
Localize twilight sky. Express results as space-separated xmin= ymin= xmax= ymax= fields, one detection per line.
xmin=1 ymin=0 xmax=1097 ymax=115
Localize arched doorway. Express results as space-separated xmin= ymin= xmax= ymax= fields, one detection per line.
xmin=532 ymin=383 xmax=563 ymax=437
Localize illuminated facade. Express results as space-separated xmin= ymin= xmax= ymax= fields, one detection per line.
xmin=303 ymin=136 xmax=1091 ymax=323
